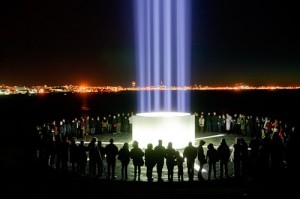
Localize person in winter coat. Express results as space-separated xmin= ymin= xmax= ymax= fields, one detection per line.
xmin=183 ymin=141 xmax=197 ymax=182
xmin=130 ymin=141 xmax=145 ymax=181
xmin=206 ymin=143 xmax=219 ymax=180
xmin=118 ymin=142 xmax=130 ymax=180
xmin=217 ymin=138 xmax=231 ymax=179
xmin=197 ymin=140 xmax=206 ymax=180
xmin=145 ymin=143 xmax=156 ymax=182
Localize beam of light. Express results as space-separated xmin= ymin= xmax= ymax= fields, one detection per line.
xmin=135 ymin=0 xmax=145 ymax=113
xmin=134 ymin=0 xmax=191 ymax=113
xmin=163 ymin=0 xmax=172 ymax=111
xmin=146 ymin=0 xmax=151 ymax=111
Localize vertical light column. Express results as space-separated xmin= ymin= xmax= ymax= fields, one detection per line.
xmin=153 ymin=0 xmax=160 ymax=111
xmin=134 ymin=0 xmax=145 ymax=113
xmin=163 ymin=0 xmax=172 ymax=111
xmin=134 ymin=0 xmax=191 ymax=113
xmin=176 ymin=0 xmax=191 ymax=112
xmin=146 ymin=0 xmax=152 ymax=112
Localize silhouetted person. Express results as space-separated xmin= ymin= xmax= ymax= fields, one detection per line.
xmin=97 ymin=140 xmax=105 ymax=176
xmin=145 ymin=143 xmax=156 ymax=182
xmin=33 ymin=125 xmax=43 ymax=162
xmin=205 ymin=112 xmax=212 ymax=132
xmin=183 ymin=141 xmax=197 ymax=181
xmin=130 ymin=141 xmax=144 ymax=181
xmin=88 ymin=137 xmax=99 ymax=176
xmin=69 ymin=137 xmax=79 ymax=174
xmin=154 ymin=139 xmax=166 ymax=182
xmin=197 ymin=140 xmax=206 ymax=180
xmin=165 ymin=142 xmax=176 ymax=182
xmin=270 ymin=131 xmax=284 ymax=173
xmin=78 ymin=140 xmax=88 ymax=175
xmin=206 ymin=143 xmax=219 ymax=180
xmin=56 ymin=135 xmax=69 ymax=174
xmin=240 ymin=138 xmax=249 ymax=179
xmin=105 ymin=138 xmax=119 ymax=180
xmin=175 ymin=151 xmax=184 ymax=182
xmin=255 ymin=133 xmax=271 ymax=181
xmin=43 ymin=133 xmax=55 ymax=170
xmin=118 ymin=142 xmax=130 ymax=180
xmin=217 ymin=138 xmax=230 ymax=179
xmin=249 ymin=136 xmax=261 ymax=177
xmin=232 ymin=138 xmax=242 ymax=178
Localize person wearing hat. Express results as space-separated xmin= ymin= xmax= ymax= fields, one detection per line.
xmin=197 ymin=140 xmax=206 ymax=180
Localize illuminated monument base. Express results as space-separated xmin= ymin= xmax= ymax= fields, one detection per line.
xmin=132 ymin=112 xmax=195 ymax=149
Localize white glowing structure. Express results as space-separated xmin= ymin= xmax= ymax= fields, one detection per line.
xmin=132 ymin=112 xmax=195 ymax=149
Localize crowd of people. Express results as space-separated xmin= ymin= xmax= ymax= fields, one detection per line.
xmin=32 ymin=111 xmax=298 ymax=183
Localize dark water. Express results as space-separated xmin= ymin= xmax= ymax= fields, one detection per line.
xmin=1 ymin=90 xmax=299 ymax=128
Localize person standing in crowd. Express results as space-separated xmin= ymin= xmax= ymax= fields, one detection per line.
xmin=145 ymin=143 xmax=156 ymax=182
xmin=232 ymin=137 xmax=242 ymax=178
xmin=194 ymin=112 xmax=199 ymax=133
xmin=88 ymin=137 xmax=100 ymax=177
xmin=112 ymin=115 xmax=117 ymax=134
xmin=107 ymin=115 xmax=112 ymax=134
xmin=240 ymin=138 xmax=249 ymax=179
xmin=212 ymin=112 xmax=218 ymax=132
xmin=217 ymin=138 xmax=230 ymax=179
xmin=128 ymin=113 xmax=133 ymax=133
xmin=197 ymin=140 xmax=206 ymax=180
xmin=154 ymin=139 xmax=166 ymax=182
xmin=165 ymin=142 xmax=177 ymax=182
xmin=206 ymin=143 xmax=219 ymax=180
xmin=175 ymin=151 xmax=184 ymax=182
xmin=116 ymin=113 xmax=122 ymax=133
xmin=97 ymin=140 xmax=106 ymax=176
xmin=118 ymin=142 xmax=131 ymax=180
xmin=226 ymin=114 xmax=232 ymax=134
xmin=123 ymin=115 xmax=129 ymax=133
xmin=55 ymin=133 xmax=69 ymax=174
xmin=183 ymin=141 xmax=197 ymax=182
xmin=248 ymin=135 xmax=261 ymax=177
xmin=105 ymin=138 xmax=119 ymax=180
xmin=78 ymin=140 xmax=88 ymax=175
xmin=89 ymin=117 xmax=96 ymax=135
xmin=95 ymin=116 xmax=102 ymax=135
xmin=199 ymin=114 xmax=205 ymax=133
xmin=69 ymin=137 xmax=79 ymax=174
xmin=130 ymin=141 xmax=145 ymax=181
xmin=205 ymin=112 xmax=212 ymax=132
xmin=101 ymin=116 xmax=108 ymax=134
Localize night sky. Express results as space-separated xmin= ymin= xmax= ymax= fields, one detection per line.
xmin=0 ymin=0 xmax=299 ymax=87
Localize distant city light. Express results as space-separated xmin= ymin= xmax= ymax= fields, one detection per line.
xmin=1 ymin=84 xmax=300 ymax=96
